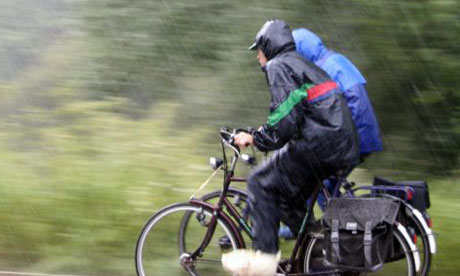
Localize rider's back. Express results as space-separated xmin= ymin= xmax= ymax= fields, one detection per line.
xmin=264 ymin=50 xmax=359 ymax=169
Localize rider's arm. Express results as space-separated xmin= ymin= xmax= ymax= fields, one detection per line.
xmin=252 ymin=62 xmax=304 ymax=152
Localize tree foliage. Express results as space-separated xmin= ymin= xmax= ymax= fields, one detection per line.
xmin=82 ymin=0 xmax=459 ymax=175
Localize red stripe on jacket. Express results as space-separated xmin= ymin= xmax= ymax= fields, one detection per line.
xmin=307 ymin=81 xmax=338 ymax=101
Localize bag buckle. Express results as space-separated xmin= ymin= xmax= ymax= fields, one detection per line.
xmin=331 ymin=231 xmax=339 ymax=242
xmin=331 ymin=219 xmax=339 ymax=243
xmin=364 ymin=232 xmax=372 ymax=245
xmin=364 ymin=221 xmax=372 ymax=245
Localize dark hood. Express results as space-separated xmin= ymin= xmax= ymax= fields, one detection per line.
xmin=252 ymin=19 xmax=296 ymax=61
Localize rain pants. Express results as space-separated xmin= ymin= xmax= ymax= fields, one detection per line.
xmin=247 ymin=20 xmax=360 ymax=254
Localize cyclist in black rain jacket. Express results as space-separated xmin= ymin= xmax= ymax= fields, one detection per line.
xmin=221 ymin=20 xmax=360 ymax=276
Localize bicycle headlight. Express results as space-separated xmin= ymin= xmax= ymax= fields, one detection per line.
xmin=209 ymin=157 xmax=223 ymax=170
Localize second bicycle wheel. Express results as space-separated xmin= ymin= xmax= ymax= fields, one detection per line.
xmin=179 ymin=188 xmax=251 ymax=252
xmin=135 ymin=202 xmax=241 ymax=276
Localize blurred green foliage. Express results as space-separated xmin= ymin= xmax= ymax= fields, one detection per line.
xmin=81 ymin=0 xmax=460 ymax=175
xmin=0 ymin=0 xmax=458 ymax=275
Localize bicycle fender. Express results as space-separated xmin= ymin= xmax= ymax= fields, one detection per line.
xmin=189 ymin=199 xmax=246 ymax=249
xmin=396 ymin=223 xmax=421 ymax=272
xmin=411 ymin=208 xmax=436 ymax=254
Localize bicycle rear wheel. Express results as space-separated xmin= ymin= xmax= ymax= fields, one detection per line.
xmin=301 ymin=225 xmax=416 ymax=276
xmin=360 ymin=193 xmax=432 ymax=276
xmin=135 ymin=202 xmax=241 ymax=276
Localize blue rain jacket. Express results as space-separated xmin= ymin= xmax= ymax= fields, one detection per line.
xmin=292 ymin=28 xmax=383 ymax=154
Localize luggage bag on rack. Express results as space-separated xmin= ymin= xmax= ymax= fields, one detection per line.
xmin=373 ymin=176 xmax=430 ymax=212
xmin=322 ymin=197 xmax=400 ymax=272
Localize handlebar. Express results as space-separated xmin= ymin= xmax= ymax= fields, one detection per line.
xmin=219 ymin=127 xmax=253 ymax=155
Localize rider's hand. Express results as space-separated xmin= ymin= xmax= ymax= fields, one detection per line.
xmin=234 ymin=132 xmax=254 ymax=149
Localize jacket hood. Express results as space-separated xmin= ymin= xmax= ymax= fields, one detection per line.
xmin=252 ymin=20 xmax=296 ymax=61
xmin=292 ymin=28 xmax=327 ymax=63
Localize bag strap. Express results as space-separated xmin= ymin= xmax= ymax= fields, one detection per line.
xmin=331 ymin=219 xmax=340 ymax=264
xmin=364 ymin=221 xmax=373 ymax=269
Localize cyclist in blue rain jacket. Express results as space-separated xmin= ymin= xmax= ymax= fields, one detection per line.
xmin=293 ymin=28 xmax=382 ymax=157
xmin=278 ymin=28 xmax=384 ymax=239
xmin=221 ymin=20 xmax=359 ymax=276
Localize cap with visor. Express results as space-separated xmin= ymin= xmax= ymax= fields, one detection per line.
xmin=248 ymin=20 xmax=275 ymax=51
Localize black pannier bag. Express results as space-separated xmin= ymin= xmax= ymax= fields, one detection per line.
xmin=373 ymin=176 xmax=430 ymax=212
xmin=322 ymin=197 xmax=400 ymax=272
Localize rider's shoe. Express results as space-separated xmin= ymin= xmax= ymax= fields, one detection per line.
xmin=222 ymin=249 xmax=281 ymax=276
xmin=278 ymin=226 xmax=295 ymax=240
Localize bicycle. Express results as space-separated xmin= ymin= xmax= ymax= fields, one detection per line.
xmin=192 ymin=140 xmax=435 ymax=276
xmin=135 ymin=127 xmax=419 ymax=276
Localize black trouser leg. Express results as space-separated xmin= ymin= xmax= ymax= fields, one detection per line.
xmin=246 ymin=144 xmax=329 ymax=254
xmin=279 ymin=190 xmax=310 ymax=237
xmin=247 ymin=167 xmax=317 ymax=253
xmin=247 ymin=173 xmax=280 ymax=254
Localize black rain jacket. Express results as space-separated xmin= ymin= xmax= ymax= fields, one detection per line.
xmin=252 ymin=20 xmax=359 ymax=170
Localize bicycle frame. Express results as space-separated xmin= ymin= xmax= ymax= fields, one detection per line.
xmin=186 ymin=134 xmax=328 ymax=275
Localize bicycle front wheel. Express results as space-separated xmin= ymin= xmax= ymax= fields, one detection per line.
xmin=135 ymin=203 xmax=241 ymax=276
xmin=301 ymin=225 xmax=416 ymax=276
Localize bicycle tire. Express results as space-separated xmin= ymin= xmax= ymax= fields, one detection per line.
xmin=135 ymin=202 xmax=242 ymax=276
xmin=389 ymin=197 xmax=431 ymax=276
xmin=300 ymin=225 xmax=416 ymax=276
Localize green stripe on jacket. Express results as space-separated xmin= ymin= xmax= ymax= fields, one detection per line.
xmin=267 ymin=83 xmax=314 ymax=127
